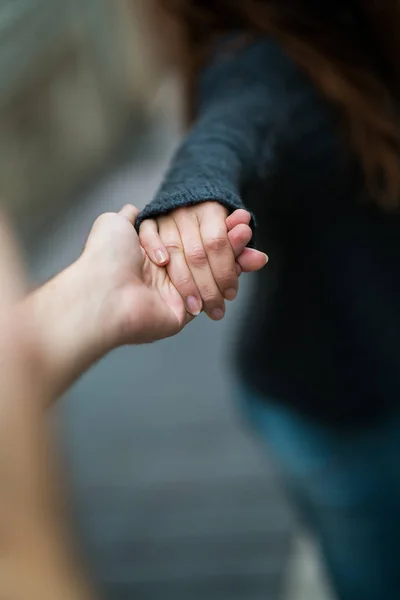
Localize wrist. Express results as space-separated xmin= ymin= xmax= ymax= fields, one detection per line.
xmin=22 ymin=257 xmax=117 ymax=405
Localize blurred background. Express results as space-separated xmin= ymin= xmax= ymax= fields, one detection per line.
xmin=1 ymin=1 xmax=334 ymax=599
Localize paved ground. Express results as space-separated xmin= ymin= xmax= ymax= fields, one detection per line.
xmin=28 ymin=114 xmax=334 ymax=600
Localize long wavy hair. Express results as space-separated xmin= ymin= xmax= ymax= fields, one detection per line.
xmin=162 ymin=0 xmax=400 ymax=207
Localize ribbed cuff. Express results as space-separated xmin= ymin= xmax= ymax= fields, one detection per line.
xmin=135 ymin=185 xmax=256 ymax=247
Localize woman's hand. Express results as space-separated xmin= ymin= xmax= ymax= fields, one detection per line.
xmin=139 ymin=202 xmax=250 ymax=320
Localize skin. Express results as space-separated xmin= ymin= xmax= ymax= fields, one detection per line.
xmin=0 ymin=205 xmax=266 ymax=600
xmin=139 ymin=203 xmax=263 ymax=321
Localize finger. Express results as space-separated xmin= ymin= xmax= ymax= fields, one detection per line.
xmin=227 ymin=223 xmax=253 ymax=259
xmin=228 ymin=223 xmax=251 ymax=277
xmin=119 ymin=204 xmax=139 ymax=225
xmin=226 ymin=209 xmax=251 ymax=231
xmin=198 ymin=207 xmax=238 ymax=302
xmin=237 ymin=248 xmax=268 ymax=273
xmin=228 ymin=222 xmax=268 ymax=273
xmin=175 ymin=212 xmax=226 ymax=320
xmin=226 ymin=212 xmax=255 ymax=277
xmin=0 ymin=214 xmax=26 ymax=309
xmin=158 ymin=217 xmax=202 ymax=316
xmin=139 ymin=218 xmax=169 ymax=266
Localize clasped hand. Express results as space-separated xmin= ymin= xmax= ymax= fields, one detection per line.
xmin=1 ymin=203 xmax=266 ymax=404
xmin=82 ymin=203 xmax=266 ymax=346
xmin=139 ymin=201 xmax=266 ymax=321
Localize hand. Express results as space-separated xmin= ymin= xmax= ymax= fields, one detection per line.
xmin=139 ymin=202 xmax=260 ymax=320
xmin=24 ymin=204 xmax=266 ymax=401
xmin=82 ymin=205 xmax=265 ymax=345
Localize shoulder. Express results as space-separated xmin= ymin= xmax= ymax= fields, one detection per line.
xmin=224 ymin=40 xmax=350 ymax=203
xmin=199 ymin=36 xmax=301 ymax=105
xmin=199 ymin=36 xmax=351 ymax=200
xmin=203 ymin=35 xmax=297 ymax=81
xmin=199 ymin=36 xmax=330 ymax=128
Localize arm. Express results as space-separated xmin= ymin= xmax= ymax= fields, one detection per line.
xmin=136 ymin=38 xmax=281 ymax=232
xmin=17 ymin=208 xmax=265 ymax=405
xmin=138 ymin=38 xmax=280 ymax=319
xmin=0 ymin=206 xmax=266 ymax=600
xmin=0 ymin=225 xmax=98 ymax=600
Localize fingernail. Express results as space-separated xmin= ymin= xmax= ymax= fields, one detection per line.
xmin=263 ymin=253 xmax=269 ymax=264
xmin=155 ymin=249 xmax=167 ymax=264
xmin=224 ymin=288 xmax=237 ymax=301
xmin=211 ymin=308 xmax=225 ymax=321
xmin=186 ymin=296 xmax=201 ymax=316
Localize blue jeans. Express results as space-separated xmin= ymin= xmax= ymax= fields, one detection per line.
xmin=240 ymin=387 xmax=400 ymax=600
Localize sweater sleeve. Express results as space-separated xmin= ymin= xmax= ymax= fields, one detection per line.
xmin=135 ymin=38 xmax=286 ymax=234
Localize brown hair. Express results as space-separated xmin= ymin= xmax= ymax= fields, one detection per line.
xmin=162 ymin=0 xmax=400 ymax=207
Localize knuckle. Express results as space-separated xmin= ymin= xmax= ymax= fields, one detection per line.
xmin=217 ymin=268 xmax=237 ymax=287
xmin=94 ymin=212 xmax=112 ymax=227
xmin=173 ymin=207 xmax=186 ymax=218
xmin=173 ymin=274 xmax=192 ymax=289
xmin=165 ymin=241 xmax=183 ymax=255
xmin=139 ymin=218 xmax=153 ymax=232
xmin=204 ymin=232 xmax=229 ymax=253
xmin=200 ymin=285 xmax=220 ymax=304
xmin=186 ymin=245 xmax=208 ymax=267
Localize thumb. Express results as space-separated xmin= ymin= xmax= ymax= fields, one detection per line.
xmin=119 ymin=204 xmax=140 ymax=225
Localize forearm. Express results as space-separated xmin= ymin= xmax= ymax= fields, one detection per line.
xmin=136 ymin=38 xmax=277 ymax=231
xmin=0 ymin=363 xmax=97 ymax=600
xmin=0 ymin=234 xmax=101 ymax=598
xmin=18 ymin=254 xmax=118 ymax=407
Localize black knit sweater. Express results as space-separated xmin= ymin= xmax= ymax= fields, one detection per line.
xmin=137 ymin=37 xmax=400 ymax=426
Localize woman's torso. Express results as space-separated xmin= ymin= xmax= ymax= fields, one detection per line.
xmin=236 ymin=42 xmax=400 ymax=425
